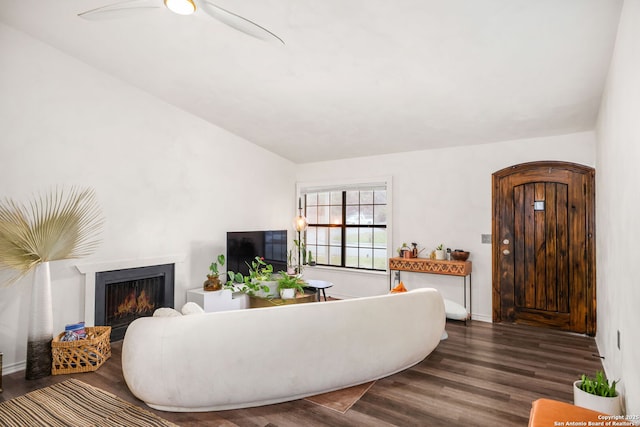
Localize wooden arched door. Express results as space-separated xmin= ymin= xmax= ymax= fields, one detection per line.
xmin=492 ymin=161 xmax=595 ymax=335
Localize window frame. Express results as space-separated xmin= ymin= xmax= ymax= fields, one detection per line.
xmin=296 ymin=177 xmax=392 ymax=273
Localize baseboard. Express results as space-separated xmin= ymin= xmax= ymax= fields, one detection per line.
xmin=471 ymin=313 xmax=492 ymax=323
xmin=2 ymin=360 xmax=26 ymax=376
xmin=329 ymin=296 xmax=494 ymax=324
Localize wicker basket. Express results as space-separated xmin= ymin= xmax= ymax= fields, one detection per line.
xmin=51 ymin=326 xmax=111 ymax=375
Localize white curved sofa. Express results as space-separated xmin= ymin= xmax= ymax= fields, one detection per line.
xmin=122 ymin=288 xmax=445 ymax=412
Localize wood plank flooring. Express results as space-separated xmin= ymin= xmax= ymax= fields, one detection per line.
xmin=1 ymin=320 xmax=603 ymax=426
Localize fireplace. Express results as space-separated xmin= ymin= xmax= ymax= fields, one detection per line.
xmin=95 ymin=264 xmax=174 ymax=341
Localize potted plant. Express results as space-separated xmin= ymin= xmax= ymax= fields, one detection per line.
xmin=0 ymin=187 xmax=103 ymax=379
xmin=204 ymin=254 xmax=225 ymax=291
xmin=573 ymin=370 xmax=622 ymax=415
xmin=435 ymin=244 xmax=446 ymax=260
xmin=246 ymin=256 xmax=277 ymax=298
xmin=277 ymin=271 xmax=306 ymax=299
xmin=307 ymin=250 xmax=316 ymax=266
xmin=225 ymin=270 xmax=269 ymax=297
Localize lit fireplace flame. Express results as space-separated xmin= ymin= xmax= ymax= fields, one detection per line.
xmin=116 ymin=290 xmax=155 ymax=317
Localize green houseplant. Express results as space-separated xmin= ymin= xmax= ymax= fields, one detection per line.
xmin=307 ymin=250 xmax=316 ymax=266
xmin=224 ymin=270 xmax=245 ymax=290
xmin=573 ymin=370 xmax=621 ymax=415
xmin=277 ymin=271 xmax=306 ymax=299
xmin=204 ymin=254 xmax=225 ymax=291
xmin=0 ymin=187 xmax=103 ymax=379
xmin=245 ymin=256 xmax=277 ymax=298
xmin=246 ymin=256 xmax=274 ymax=281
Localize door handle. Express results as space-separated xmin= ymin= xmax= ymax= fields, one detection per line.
xmin=503 ymin=249 xmax=510 ymax=255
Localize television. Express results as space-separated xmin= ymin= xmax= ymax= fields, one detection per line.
xmin=227 ymin=230 xmax=288 ymax=277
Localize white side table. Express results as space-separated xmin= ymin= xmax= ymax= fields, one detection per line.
xmin=186 ymin=288 xmax=248 ymax=312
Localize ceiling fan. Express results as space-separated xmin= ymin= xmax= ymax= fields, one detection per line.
xmin=78 ymin=0 xmax=284 ymax=44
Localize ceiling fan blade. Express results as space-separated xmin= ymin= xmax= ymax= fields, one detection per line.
xmin=199 ymin=1 xmax=284 ymax=44
xmin=78 ymin=0 xmax=161 ymax=20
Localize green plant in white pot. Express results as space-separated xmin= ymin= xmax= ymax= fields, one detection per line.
xmin=0 ymin=187 xmax=103 ymax=379
xmin=573 ymin=370 xmax=622 ymax=415
xmin=277 ymin=271 xmax=305 ymax=299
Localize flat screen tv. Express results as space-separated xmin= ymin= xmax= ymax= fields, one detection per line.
xmin=227 ymin=230 xmax=288 ymax=276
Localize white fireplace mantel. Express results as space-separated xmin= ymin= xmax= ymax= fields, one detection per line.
xmin=76 ymin=254 xmax=185 ymax=326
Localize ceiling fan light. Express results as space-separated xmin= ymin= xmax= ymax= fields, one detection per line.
xmin=164 ymin=0 xmax=196 ymax=15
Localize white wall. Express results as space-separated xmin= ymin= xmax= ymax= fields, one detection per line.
xmin=297 ymin=132 xmax=595 ymax=322
xmin=0 ymin=23 xmax=295 ymax=371
xmin=595 ymin=0 xmax=640 ymax=414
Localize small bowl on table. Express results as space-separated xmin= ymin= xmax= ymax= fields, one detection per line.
xmin=451 ymin=251 xmax=470 ymax=261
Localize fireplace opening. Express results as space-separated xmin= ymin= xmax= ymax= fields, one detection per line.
xmin=95 ymin=264 xmax=174 ymax=341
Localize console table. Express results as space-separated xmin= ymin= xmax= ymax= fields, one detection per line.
xmin=388 ymin=257 xmax=472 ymax=322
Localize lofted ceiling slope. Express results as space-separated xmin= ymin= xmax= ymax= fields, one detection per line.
xmin=0 ymin=0 xmax=623 ymax=163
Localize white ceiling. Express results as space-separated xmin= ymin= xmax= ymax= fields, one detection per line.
xmin=0 ymin=0 xmax=623 ymax=163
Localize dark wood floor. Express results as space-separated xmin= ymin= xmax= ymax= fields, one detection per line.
xmin=2 ymin=320 xmax=603 ymax=426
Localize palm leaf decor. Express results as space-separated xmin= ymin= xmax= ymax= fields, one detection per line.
xmin=0 ymin=187 xmax=104 ymax=285
xmin=0 ymin=187 xmax=104 ymax=379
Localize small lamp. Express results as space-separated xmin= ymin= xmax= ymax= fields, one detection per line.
xmin=293 ymin=198 xmax=308 ymax=274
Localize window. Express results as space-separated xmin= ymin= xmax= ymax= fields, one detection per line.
xmin=301 ymin=182 xmax=389 ymax=271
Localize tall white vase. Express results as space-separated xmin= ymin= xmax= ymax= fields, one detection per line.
xmin=26 ymin=261 xmax=53 ymax=379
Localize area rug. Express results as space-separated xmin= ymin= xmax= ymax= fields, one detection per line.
xmin=305 ymin=381 xmax=375 ymax=414
xmin=0 ymin=378 xmax=178 ymax=427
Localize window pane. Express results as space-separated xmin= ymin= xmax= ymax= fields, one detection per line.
xmin=306 ymin=227 xmax=317 ymax=245
xmin=374 ymin=190 xmax=387 ymax=204
xmin=346 ymin=206 xmax=359 ymax=225
xmin=330 ymin=191 xmax=342 ymax=205
xmin=373 ymin=228 xmax=387 ymax=248
xmin=359 ymin=248 xmax=373 ymax=269
xmin=346 ymin=191 xmax=359 ymax=205
xmin=316 ymin=227 xmax=329 ymax=245
xmin=330 ymin=206 xmax=342 ymax=224
xmin=330 ymin=228 xmax=342 ymax=245
xmin=306 ymin=193 xmax=318 ymax=206
xmin=360 ymin=205 xmax=374 ymax=224
xmin=373 ymin=248 xmax=387 ymax=269
xmin=316 ymin=245 xmax=329 ymax=264
xmin=360 ymin=191 xmax=373 ymax=204
xmin=317 ymin=192 xmax=329 ymax=205
xmin=306 ymin=206 xmax=318 ymax=224
xmin=359 ymin=228 xmax=373 ymax=247
xmin=346 ymin=228 xmax=358 ymax=245
xmin=345 ymin=247 xmax=358 ymax=268
xmin=374 ymin=205 xmax=387 ymax=225
xmin=317 ymin=206 xmax=329 ymax=224
xmin=329 ymin=246 xmax=341 ymax=266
